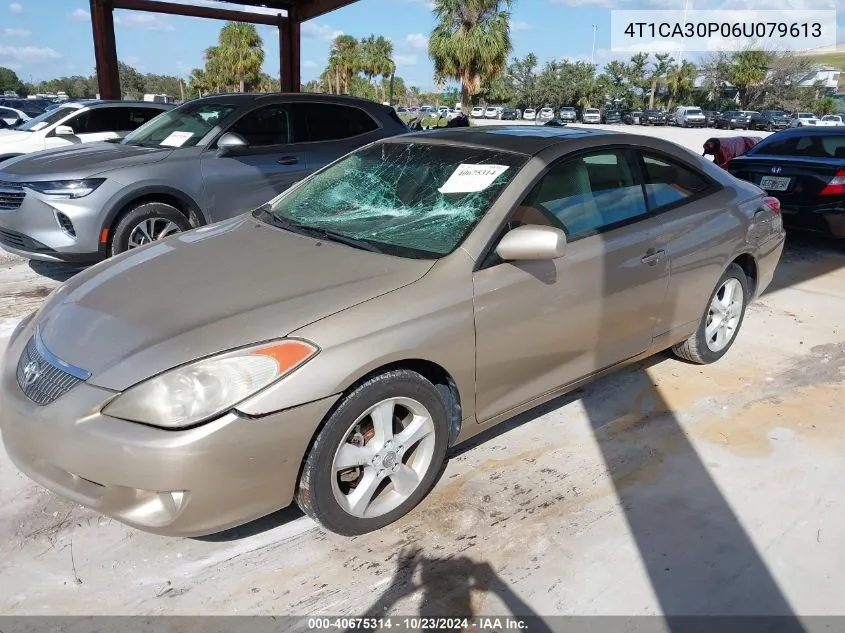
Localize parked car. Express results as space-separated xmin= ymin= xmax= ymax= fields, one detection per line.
xmin=821 ymin=115 xmax=844 ymax=126
xmin=674 ymin=106 xmax=706 ymax=128
xmin=471 ymin=106 xmax=485 ymax=118
xmin=728 ymin=126 xmax=845 ymax=238
xmin=539 ymin=107 xmax=555 ymax=121
xmin=559 ymin=107 xmax=576 ymax=122
xmin=0 ymin=93 xmax=409 ymax=262
xmin=622 ymin=110 xmax=642 ymax=125
xmin=602 ymin=109 xmax=622 ymax=124
xmin=0 ymin=125 xmax=785 ymax=538
xmin=522 ymin=108 xmax=537 ymax=120
xmin=715 ymin=111 xmax=749 ymax=130
xmin=484 ymin=107 xmax=500 ymax=119
xmin=789 ymin=112 xmax=827 ymax=127
xmin=0 ymin=98 xmax=49 ymax=118
xmin=0 ymin=100 xmax=171 ymax=163
xmin=703 ymin=110 xmax=719 ymax=127
xmin=0 ymin=105 xmax=29 ymax=128
xmin=581 ymin=108 xmax=601 ymax=124
xmin=500 ymin=107 xmax=520 ymax=120
xmin=748 ymin=110 xmax=790 ymax=132
xmin=640 ymin=110 xmax=665 ymax=125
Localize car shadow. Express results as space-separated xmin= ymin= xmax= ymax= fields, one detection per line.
xmin=192 ymin=504 xmax=305 ymax=542
xmin=28 ymin=260 xmax=87 ymax=282
xmin=763 ymin=231 xmax=844 ymax=296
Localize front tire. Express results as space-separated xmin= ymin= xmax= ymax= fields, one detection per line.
xmin=672 ymin=263 xmax=749 ymax=365
xmin=296 ymin=370 xmax=450 ymax=535
xmin=110 ymin=202 xmax=191 ymax=256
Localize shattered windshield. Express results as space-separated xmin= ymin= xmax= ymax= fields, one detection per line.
xmin=263 ymin=142 xmax=527 ymax=259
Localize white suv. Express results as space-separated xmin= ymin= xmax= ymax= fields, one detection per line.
xmin=0 ymin=100 xmax=172 ymax=162
xmin=789 ymin=112 xmax=821 ymax=127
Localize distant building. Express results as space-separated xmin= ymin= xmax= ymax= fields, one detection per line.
xmin=694 ymin=64 xmax=840 ymax=99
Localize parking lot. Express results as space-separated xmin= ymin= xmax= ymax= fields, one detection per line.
xmin=1 ymin=124 xmax=845 ymax=620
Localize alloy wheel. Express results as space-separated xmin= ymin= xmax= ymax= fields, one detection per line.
xmin=330 ymin=397 xmax=437 ymax=519
xmin=127 ymin=218 xmax=183 ymax=249
xmin=705 ymin=277 xmax=744 ymax=353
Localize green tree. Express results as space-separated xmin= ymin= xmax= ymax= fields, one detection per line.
xmin=507 ymin=53 xmax=538 ymax=108
xmin=118 ymin=61 xmax=145 ymax=98
xmin=627 ymin=53 xmax=650 ymax=107
xmin=0 ymin=67 xmax=24 ymax=95
xmin=428 ymin=0 xmax=513 ymax=113
xmin=188 ymin=68 xmax=212 ymax=97
xmin=814 ymin=96 xmax=838 ymax=115
xmin=647 ymin=53 xmax=674 ymax=110
xmin=726 ymin=50 xmax=770 ymax=109
xmin=216 ymin=22 xmax=265 ymax=92
xmin=666 ymin=60 xmax=697 ymax=110
xmin=330 ymin=35 xmax=361 ymax=94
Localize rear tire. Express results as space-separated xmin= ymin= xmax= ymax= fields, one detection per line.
xmin=296 ymin=369 xmax=450 ymax=535
xmin=672 ymin=263 xmax=749 ymax=365
xmin=109 ymin=202 xmax=191 ymax=257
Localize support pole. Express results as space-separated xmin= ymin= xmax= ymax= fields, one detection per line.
xmin=90 ymin=0 xmax=121 ymax=100
xmin=279 ymin=10 xmax=300 ymax=93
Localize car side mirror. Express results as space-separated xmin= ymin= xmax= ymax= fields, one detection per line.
xmin=496 ymin=225 xmax=567 ymax=261
xmin=216 ymin=132 xmax=249 ymax=156
xmin=54 ymin=125 xmax=75 ymax=136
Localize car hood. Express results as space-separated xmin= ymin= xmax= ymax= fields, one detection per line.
xmin=35 ymin=216 xmax=434 ymax=390
xmin=0 ymin=142 xmax=171 ymax=179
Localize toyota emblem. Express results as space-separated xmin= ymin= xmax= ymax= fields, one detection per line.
xmin=22 ymin=360 xmax=42 ymax=387
xmin=771 ymin=166 xmax=782 ymax=174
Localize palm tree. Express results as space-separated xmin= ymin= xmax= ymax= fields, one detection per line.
xmin=372 ymin=36 xmax=395 ymax=103
xmin=188 ymin=67 xmax=212 ymax=97
xmin=358 ymin=35 xmax=380 ymax=87
xmin=666 ymin=60 xmax=697 ymax=110
xmin=647 ymin=53 xmax=674 ymax=110
xmin=331 ymin=35 xmax=361 ymax=94
xmin=217 ymin=22 xmax=265 ymax=92
xmin=428 ymin=0 xmax=512 ymax=113
xmin=203 ymin=46 xmax=224 ymax=93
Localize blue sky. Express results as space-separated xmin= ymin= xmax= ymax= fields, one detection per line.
xmin=0 ymin=0 xmax=841 ymax=91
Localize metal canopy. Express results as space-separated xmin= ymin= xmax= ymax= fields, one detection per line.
xmin=89 ymin=0 xmax=362 ymax=100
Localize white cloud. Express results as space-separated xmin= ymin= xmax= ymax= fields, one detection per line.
xmin=510 ymin=21 xmax=532 ymax=30
xmin=394 ymin=54 xmax=419 ymax=66
xmin=114 ymin=12 xmax=175 ymax=31
xmin=301 ymin=22 xmax=342 ymax=42
xmin=0 ymin=44 xmax=61 ymax=62
xmin=405 ymin=33 xmax=429 ymax=51
xmin=303 ymin=60 xmax=318 ymax=68
xmin=70 ymin=8 xmax=89 ymax=20
xmin=2 ymin=27 xmax=29 ymax=37
xmin=8 ymin=3 xmax=22 ymax=14
xmin=395 ymin=0 xmax=435 ymax=8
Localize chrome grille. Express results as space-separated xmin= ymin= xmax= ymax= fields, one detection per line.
xmin=16 ymin=332 xmax=90 ymax=406
xmin=0 ymin=181 xmax=25 ymax=210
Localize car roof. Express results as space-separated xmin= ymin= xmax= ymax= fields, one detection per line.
xmin=186 ymin=92 xmax=390 ymax=110
xmin=396 ymin=125 xmax=613 ymax=155
xmin=766 ymin=126 xmax=845 ymax=136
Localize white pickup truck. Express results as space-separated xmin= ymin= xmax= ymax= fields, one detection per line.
xmin=789 ymin=112 xmax=837 ymax=127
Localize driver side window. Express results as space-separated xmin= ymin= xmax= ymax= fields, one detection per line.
xmin=229 ymin=104 xmax=293 ymax=147
xmin=511 ymin=150 xmax=647 ymax=240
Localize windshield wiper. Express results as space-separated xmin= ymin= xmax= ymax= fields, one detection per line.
xmin=255 ymin=207 xmax=383 ymax=254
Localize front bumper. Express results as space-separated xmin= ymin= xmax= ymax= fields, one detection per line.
xmin=0 ymin=320 xmax=339 ymax=537
xmin=0 ymin=179 xmax=123 ymax=261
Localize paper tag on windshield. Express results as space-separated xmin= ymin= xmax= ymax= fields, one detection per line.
xmin=160 ymin=131 xmax=194 ymax=147
xmin=438 ymin=164 xmax=509 ymax=194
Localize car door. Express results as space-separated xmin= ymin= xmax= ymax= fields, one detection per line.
xmin=200 ymin=102 xmax=310 ymax=222
xmin=633 ymin=150 xmax=735 ymax=340
xmin=472 ymin=148 xmax=671 ymax=423
xmin=292 ymin=101 xmax=384 ymax=173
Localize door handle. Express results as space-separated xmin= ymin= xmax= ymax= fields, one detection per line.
xmin=641 ymin=249 xmax=666 ymax=265
xmin=277 ymin=156 xmax=299 ymax=165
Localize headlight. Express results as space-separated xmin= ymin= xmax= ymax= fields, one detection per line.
xmin=102 ymin=339 xmax=318 ymax=429
xmin=23 ymin=178 xmax=105 ymax=198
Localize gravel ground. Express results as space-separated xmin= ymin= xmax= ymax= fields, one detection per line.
xmin=1 ymin=127 xmax=844 ymax=622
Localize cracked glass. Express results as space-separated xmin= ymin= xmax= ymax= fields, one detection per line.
xmin=264 ymin=141 xmax=528 ymax=259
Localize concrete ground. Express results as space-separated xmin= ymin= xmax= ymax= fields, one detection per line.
xmin=1 ymin=126 xmax=844 ymax=623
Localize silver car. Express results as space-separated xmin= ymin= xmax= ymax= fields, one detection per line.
xmin=0 ymin=94 xmax=408 ymax=263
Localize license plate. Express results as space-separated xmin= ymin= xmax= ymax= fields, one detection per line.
xmin=759 ymin=176 xmax=790 ymax=191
